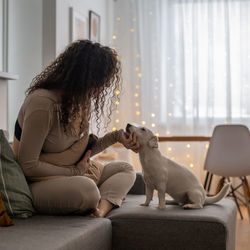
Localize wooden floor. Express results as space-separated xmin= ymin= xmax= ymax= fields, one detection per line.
xmin=236 ymin=206 xmax=250 ymax=250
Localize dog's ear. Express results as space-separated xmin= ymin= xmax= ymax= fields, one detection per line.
xmin=148 ymin=136 xmax=158 ymax=148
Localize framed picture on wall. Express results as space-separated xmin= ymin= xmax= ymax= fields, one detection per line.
xmin=89 ymin=11 xmax=101 ymax=42
xmin=70 ymin=7 xmax=88 ymax=42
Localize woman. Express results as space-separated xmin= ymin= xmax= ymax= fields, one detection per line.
xmin=12 ymin=40 xmax=140 ymax=217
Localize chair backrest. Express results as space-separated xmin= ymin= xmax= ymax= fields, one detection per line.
xmin=204 ymin=124 xmax=250 ymax=177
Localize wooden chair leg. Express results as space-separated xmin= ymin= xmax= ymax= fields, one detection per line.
xmin=204 ymin=172 xmax=214 ymax=194
xmin=242 ymin=176 xmax=250 ymax=219
xmin=228 ymin=177 xmax=243 ymax=220
xmin=215 ymin=177 xmax=225 ymax=195
xmin=207 ymin=173 xmax=213 ymax=193
xmin=204 ymin=171 xmax=210 ymax=191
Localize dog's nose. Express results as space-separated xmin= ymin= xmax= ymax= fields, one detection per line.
xmin=126 ymin=123 xmax=132 ymax=133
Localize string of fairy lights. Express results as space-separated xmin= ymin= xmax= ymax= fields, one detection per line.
xmin=110 ymin=9 xmax=210 ymax=170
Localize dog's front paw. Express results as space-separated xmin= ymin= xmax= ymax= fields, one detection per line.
xmin=157 ymin=204 xmax=166 ymax=210
xmin=140 ymin=203 xmax=149 ymax=207
xmin=182 ymin=203 xmax=203 ymax=209
xmin=182 ymin=204 xmax=191 ymax=209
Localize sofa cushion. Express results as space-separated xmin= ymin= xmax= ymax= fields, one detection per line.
xmin=0 ymin=215 xmax=111 ymax=250
xmin=108 ymin=195 xmax=236 ymax=250
xmin=0 ymin=130 xmax=35 ymax=218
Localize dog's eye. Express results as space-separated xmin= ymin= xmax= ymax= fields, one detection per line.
xmin=141 ymin=128 xmax=145 ymax=131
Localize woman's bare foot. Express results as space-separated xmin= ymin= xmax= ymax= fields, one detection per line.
xmin=89 ymin=199 xmax=121 ymax=218
xmin=89 ymin=208 xmax=101 ymax=218
xmin=96 ymin=200 xmax=114 ymax=218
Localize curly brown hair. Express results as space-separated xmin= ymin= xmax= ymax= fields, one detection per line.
xmin=26 ymin=40 xmax=121 ymax=134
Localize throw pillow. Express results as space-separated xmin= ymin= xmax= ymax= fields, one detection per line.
xmin=0 ymin=129 xmax=36 ymax=218
xmin=0 ymin=192 xmax=14 ymax=226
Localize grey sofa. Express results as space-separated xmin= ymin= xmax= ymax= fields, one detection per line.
xmin=0 ymin=173 xmax=236 ymax=250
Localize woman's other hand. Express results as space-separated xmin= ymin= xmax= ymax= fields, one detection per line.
xmin=75 ymin=150 xmax=91 ymax=175
xmin=120 ymin=131 xmax=140 ymax=153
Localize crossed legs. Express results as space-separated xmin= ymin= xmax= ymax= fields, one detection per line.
xmin=29 ymin=161 xmax=135 ymax=217
xmin=95 ymin=161 xmax=136 ymax=217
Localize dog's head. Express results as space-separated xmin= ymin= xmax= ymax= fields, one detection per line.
xmin=126 ymin=123 xmax=158 ymax=148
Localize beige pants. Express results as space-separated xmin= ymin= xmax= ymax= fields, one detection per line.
xmin=29 ymin=162 xmax=136 ymax=215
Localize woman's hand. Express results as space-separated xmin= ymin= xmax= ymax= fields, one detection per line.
xmin=74 ymin=150 xmax=91 ymax=175
xmin=120 ymin=131 xmax=140 ymax=153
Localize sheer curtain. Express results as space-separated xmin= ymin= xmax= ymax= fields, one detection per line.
xmin=112 ymin=0 xmax=250 ymax=179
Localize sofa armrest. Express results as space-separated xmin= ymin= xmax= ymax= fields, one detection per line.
xmin=128 ymin=172 xmax=145 ymax=195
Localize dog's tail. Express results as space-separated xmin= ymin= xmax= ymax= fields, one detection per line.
xmin=204 ymin=183 xmax=230 ymax=205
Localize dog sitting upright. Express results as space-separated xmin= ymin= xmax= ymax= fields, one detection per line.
xmin=126 ymin=124 xmax=230 ymax=209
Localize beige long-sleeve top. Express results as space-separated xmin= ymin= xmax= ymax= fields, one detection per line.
xmin=16 ymin=89 xmax=123 ymax=182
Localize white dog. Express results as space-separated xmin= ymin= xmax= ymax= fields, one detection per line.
xmin=126 ymin=124 xmax=230 ymax=209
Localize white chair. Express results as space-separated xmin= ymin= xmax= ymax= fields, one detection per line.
xmin=204 ymin=124 xmax=250 ymax=219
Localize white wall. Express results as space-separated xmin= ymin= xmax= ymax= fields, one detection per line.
xmin=8 ymin=0 xmax=43 ymax=140
xmin=43 ymin=0 xmax=114 ymax=67
xmin=55 ymin=0 xmax=113 ymax=57
xmin=43 ymin=0 xmax=56 ymax=69
xmin=6 ymin=0 xmax=114 ymax=139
